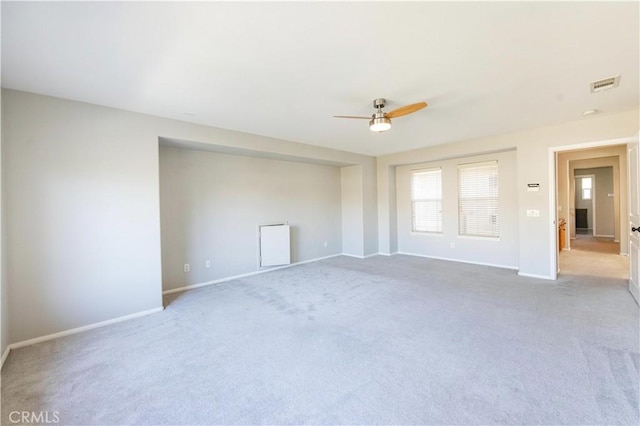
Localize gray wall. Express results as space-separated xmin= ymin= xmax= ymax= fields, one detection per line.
xmin=396 ymin=150 xmax=519 ymax=268
xmin=341 ymin=165 xmax=364 ymax=256
xmin=575 ymin=167 xmax=615 ymax=236
xmin=362 ymin=160 xmax=379 ymax=256
xmin=159 ymin=146 xmax=342 ymax=290
xmin=3 ymin=91 xmax=164 ymax=343
xmin=2 ymin=89 xmax=376 ymax=345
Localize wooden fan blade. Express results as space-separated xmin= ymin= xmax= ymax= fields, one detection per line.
xmin=386 ymin=102 xmax=428 ymax=119
xmin=333 ymin=115 xmax=371 ymax=119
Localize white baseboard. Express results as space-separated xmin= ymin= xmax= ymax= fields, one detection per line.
xmin=396 ymin=251 xmax=518 ymax=271
xmin=163 ymin=253 xmax=343 ymax=295
xmin=376 ymin=252 xmax=397 ymax=257
xmin=630 ymin=280 xmax=640 ymax=306
xmin=393 ymin=251 xmax=554 ymax=280
xmin=1 ymin=345 xmax=10 ymax=370
xmin=341 ymin=253 xmax=365 ymax=259
xmin=594 ymin=234 xmax=615 ymax=238
xmin=8 ymin=306 xmax=164 ymax=352
xmin=342 ymin=252 xmax=380 ymax=259
xmin=518 ymin=272 xmax=555 ymax=280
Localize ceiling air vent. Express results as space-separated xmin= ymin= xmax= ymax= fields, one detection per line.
xmin=590 ymin=75 xmax=620 ymax=93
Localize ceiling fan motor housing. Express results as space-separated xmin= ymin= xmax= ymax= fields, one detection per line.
xmin=373 ymin=98 xmax=386 ymax=109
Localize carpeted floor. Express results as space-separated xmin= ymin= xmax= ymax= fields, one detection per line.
xmin=2 ymin=255 xmax=639 ymax=425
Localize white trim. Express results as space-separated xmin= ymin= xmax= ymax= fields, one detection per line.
xmin=410 ymin=231 xmax=444 ymax=237
xmin=342 ymin=253 xmax=366 ymax=259
xmin=518 ymin=271 xmax=555 ymax=280
xmin=630 ymin=278 xmax=640 ymax=306
xmin=163 ymin=254 xmax=342 ymax=295
xmin=396 ymin=251 xmax=518 ymax=271
xmin=342 ymin=253 xmax=381 ymax=259
xmin=377 ymin=252 xmax=397 ymax=257
xmin=1 ymin=346 xmax=10 ymax=370
xmin=457 ymin=235 xmax=500 ymax=242
xmin=594 ymin=234 xmax=615 ymax=238
xmin=549 ymin=147 xmax=559 ymax=279
xmin=8 ymin=307 xmax=164 ymax=351
xmin=554 ymin=137 xmax=636 ymax=152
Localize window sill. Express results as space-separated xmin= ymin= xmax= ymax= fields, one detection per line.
xmin=457 ymin=235 xmax=501 ymax=242
xmin=411 ymin=231 xmax=444 ymax=237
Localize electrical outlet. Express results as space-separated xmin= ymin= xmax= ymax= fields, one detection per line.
xmin=526 ymin=209 xmax=540 ymax=217
xmin=184 ymin=263 xmax=190 ymax=272
xmin=205 ymin=260 xmax=211 ymax=268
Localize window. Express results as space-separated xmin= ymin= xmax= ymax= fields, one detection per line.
xmin=458 ymin=161 xmax=499 ymax=238
xmin=411 ymin=168 xmax=442 ymax=233
xmin=581 ymin=177 xmax=592 ymax=200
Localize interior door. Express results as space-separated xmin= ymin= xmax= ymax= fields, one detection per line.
xmin=628 ymin=138 xmax=639 ymax=304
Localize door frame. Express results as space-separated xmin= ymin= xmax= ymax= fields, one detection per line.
xmin=628 ymin=135 xmax=639 ymax=305
xmin=548 ymin=136 xmax=635 ymax=280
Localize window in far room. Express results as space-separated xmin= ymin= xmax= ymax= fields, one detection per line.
xmin=581 ymin=177 xmax=592 ymax=200
xmin=411 ymin=168 xmax=442 ymax=233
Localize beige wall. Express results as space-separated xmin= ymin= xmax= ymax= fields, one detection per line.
xmin=379 ymin=109 xmax=639 ymax=278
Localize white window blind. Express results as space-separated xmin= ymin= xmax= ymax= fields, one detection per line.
xmin=411 ymin=168 xmax=442 ymax=233
xmin=458 ymin=161 xmax=499 ymax=238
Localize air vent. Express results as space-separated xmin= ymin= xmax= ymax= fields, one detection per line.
xmin=590 ymin=75 xmax=620 ymax=93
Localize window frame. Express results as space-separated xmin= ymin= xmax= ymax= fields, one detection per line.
xmin=457 ymin=160 xmax=499 ymax=239
xmin=410 ymin=167 xmax=443 ymax=234
xmin=581 ymin=177 xmax=593 ymax=200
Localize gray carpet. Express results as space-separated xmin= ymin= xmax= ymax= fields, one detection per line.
xmin=2 ymin=255 xmax=639 ymax=425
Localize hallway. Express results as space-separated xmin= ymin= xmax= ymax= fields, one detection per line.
xmin=560 ymin=236 xmax=628 ymax=279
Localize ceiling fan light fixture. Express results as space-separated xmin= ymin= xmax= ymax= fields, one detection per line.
xmin=370 ymin=116 xmax=391 ymax=132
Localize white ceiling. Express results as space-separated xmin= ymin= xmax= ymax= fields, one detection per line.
xmin=2 ymin=2 xmax=639 ymax=156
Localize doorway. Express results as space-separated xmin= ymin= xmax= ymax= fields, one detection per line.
xmin=553 ymin=143 xmax=629 ymax=280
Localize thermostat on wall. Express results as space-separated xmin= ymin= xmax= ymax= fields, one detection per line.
xmin=527 ymin=183 xmax=540 ymax=192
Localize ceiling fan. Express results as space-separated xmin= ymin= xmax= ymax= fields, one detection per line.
xmin=334 ymin=98 xmax=428 ymax=132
